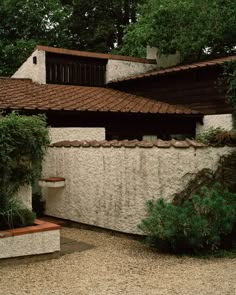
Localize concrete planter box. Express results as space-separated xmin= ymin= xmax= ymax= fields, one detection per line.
xmin=0 ymin=219 xmax=60 ymax=259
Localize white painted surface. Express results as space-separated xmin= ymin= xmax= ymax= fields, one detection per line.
xmin=39 ymin=180 xmax=65 ymax=188
xmin=12 ymin=49 xmax=46 ymax=84
xmin=106 ymin=60 xmax=157 ymax=83
xmin=146 ymin=46 xmax=157 ymax=60
xmin=143 ymin=135 xmax=158 ymax=142
xmin=42 ymin=145 xmax=235 ymax=234
xmin=15 ymin=185 xmax=32 ymax=210
xmin=156 ymin=51 xmax=181 ymax=69
xmin=49 ymin=128 xmax=106 ymax=143
xmin=196 ymin=114 xmax=233 ymax=134
xmin=0 ymin=230 xmax=60 ymax=259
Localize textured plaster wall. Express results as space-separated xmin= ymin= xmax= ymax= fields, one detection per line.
xmin=15 ymin=185 xmax=32 ymax=210
xmin=12 ymin=49 xmax=46 ymax=84
xmin=49 ymin=127 xmax=105 ymax=143
xmin=106 ymin=60 xmax=157 ymax=83
xmin=146 ymin=46 xmax=157 ymax=60
xmin=196 ymin=114 xmax=233 ymax=134
xmin=156 ymin=52 xmax=182 ymax=69
xmin=146 ymin=46 xmax=182 ymax=69
xmin=42 ymin=145 xmax=235 ymax=234
xmin=0 ymin=230 xmax=60 ymax=259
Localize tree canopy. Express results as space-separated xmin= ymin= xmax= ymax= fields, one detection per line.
xmin=61 ymin=0 xmax=142 ymax=52
xmin=119 ymin=0 xmax=236 ymax=61
xmin=1 ymin=0 xmax=236 ymax=76
xmin=0 ymin=0 xmax=142 ymax=76
xmin=0 ymin=0 xmax=72 ymax=76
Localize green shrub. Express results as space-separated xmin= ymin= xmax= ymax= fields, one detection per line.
xmin=173 ymin=151 xmax=236 ymax=207
xmin=0 ymin=199 xmax=36 ymax=230
xmin=196 ymin=127 xmax=236 ymax=145
xmin=0 ymin=113 xmax=49 ymax=229
xmin=223 ymin=60 xmax=236 ymax=128
xmin=139 ymin=184 xmax=236 ymax=254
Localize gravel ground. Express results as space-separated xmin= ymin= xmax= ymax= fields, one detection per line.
xmin=0 ymin=227 xmax=236 ymax=295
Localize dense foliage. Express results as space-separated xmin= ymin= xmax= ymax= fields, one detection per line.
xmin=196 ymin=127 xmax=236 ymax=146
xmin=62 ymin=0 xmax=142 ymax=53
xmin=223 ymin=61 xmax=236 ymax=128
xmin=1 ymin=0 xmax=235 ymax=75
xmin=0 ymin=0 xmax=72 ymax=76
xmin=119 ymin=0 xmax=236 ymax=60
xmin=0 ymin=113 xmax=50 ymax=229
xmin=173 ymin=151 xmax=236 ymax=206
xmin=139 ymin=184 xmax=236 ymax=254
xmin=0 ymin=0 xmax=142 ymax=76
xmin=139 ymin=151 xmax=236 ymax=254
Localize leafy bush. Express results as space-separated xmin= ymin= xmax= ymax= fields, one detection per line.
xmin=173 ymin=151 xmax=236 ymax=206
xmin=215 ymin=151 xmax=236 ymax=193
xmin=0 ymin=113 xmax=49 ymax=229
xmin=196 ymin=127 xmax=236 ymax=145
xmin=139 ymin=184 xmax=236 ymax=254
xmin=223 ymin=60 xmax=236 ymax=128
xmin=0 ymin=199 xmax=36 ymax=230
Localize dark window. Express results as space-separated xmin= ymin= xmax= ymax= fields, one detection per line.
xmin=46 ymin=53 xmax=107 ymax=86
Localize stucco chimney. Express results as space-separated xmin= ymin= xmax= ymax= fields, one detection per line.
xmin=156 ymin=51 xmax=182 ymax=69
xmin=146 ymin=46 xmax=157 ymax=60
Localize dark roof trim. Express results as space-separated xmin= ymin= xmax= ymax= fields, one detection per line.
xmin=36 ymin=45 xmax=157 ymax=64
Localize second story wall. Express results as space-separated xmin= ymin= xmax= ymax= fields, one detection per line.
xmin=12 ymin=49 xmax=46 ymax=84
xmin=12 ymin=46 xmax=157 ymax=86
xmin=106 ymin=59 xmax=157 ymax=83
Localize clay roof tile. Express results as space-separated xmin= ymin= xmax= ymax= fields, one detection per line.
xmin=0 ymin=78 xmax=201 ymax=116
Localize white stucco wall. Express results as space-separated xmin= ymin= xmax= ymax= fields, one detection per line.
xmin=146 ymin=47 xmax=181 ymax=69
xmin=106 ymin=60 xmax=157 ymax=83
xmin=196 ymin=114 xmax=233 ymax=134
xmin=15 ymin=185 xmax=32 ymax=210
xmin=12 ymin=49 xmax=46 ymax=84
xmin=146 ymin=46 xmax=157 ymax=60
xmin=49 ymin=128 xmax=105 ymax=143
xmin=41 ymin=145 xmax=235 ymax=234
xmin=0 ymin=230 xmax=60 ymax=259
xmin=156 ymin=52 xmax=182 ymax=69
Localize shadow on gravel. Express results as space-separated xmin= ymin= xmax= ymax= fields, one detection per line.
xmin=60 ymin=237 xmax=95 ymax=255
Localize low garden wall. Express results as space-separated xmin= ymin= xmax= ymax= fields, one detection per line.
xmin=0 ymin=220 xmax=60 ymax=259
xmin=41 ymin=140 xmax=235 ymax=234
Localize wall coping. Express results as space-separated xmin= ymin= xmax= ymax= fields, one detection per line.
xmin=48 ymin=139 xmax=236 ymax=149
xmin=0 ymin=219 xmax=60 ymax=238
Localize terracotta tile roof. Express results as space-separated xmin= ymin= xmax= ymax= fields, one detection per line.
xmin=108 ymin=55 xmax=236 ymax=83
xmin=50 ymin=139 xmax=208 ymax=148
xmin=0 ymin=78 xmax=201 ymax=115
xmin=36 ymin=45 xmax=156 ymax=64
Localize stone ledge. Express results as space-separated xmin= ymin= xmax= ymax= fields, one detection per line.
xmin=0 ymin=219 xmax=60 ymax=238
xmin=39 ymin=178 xmax=66 ymax=188
xmin=50 ymin=139 xmax=236 ymax=149
xmin=50 ymin=139 xmax=209 ymax=148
